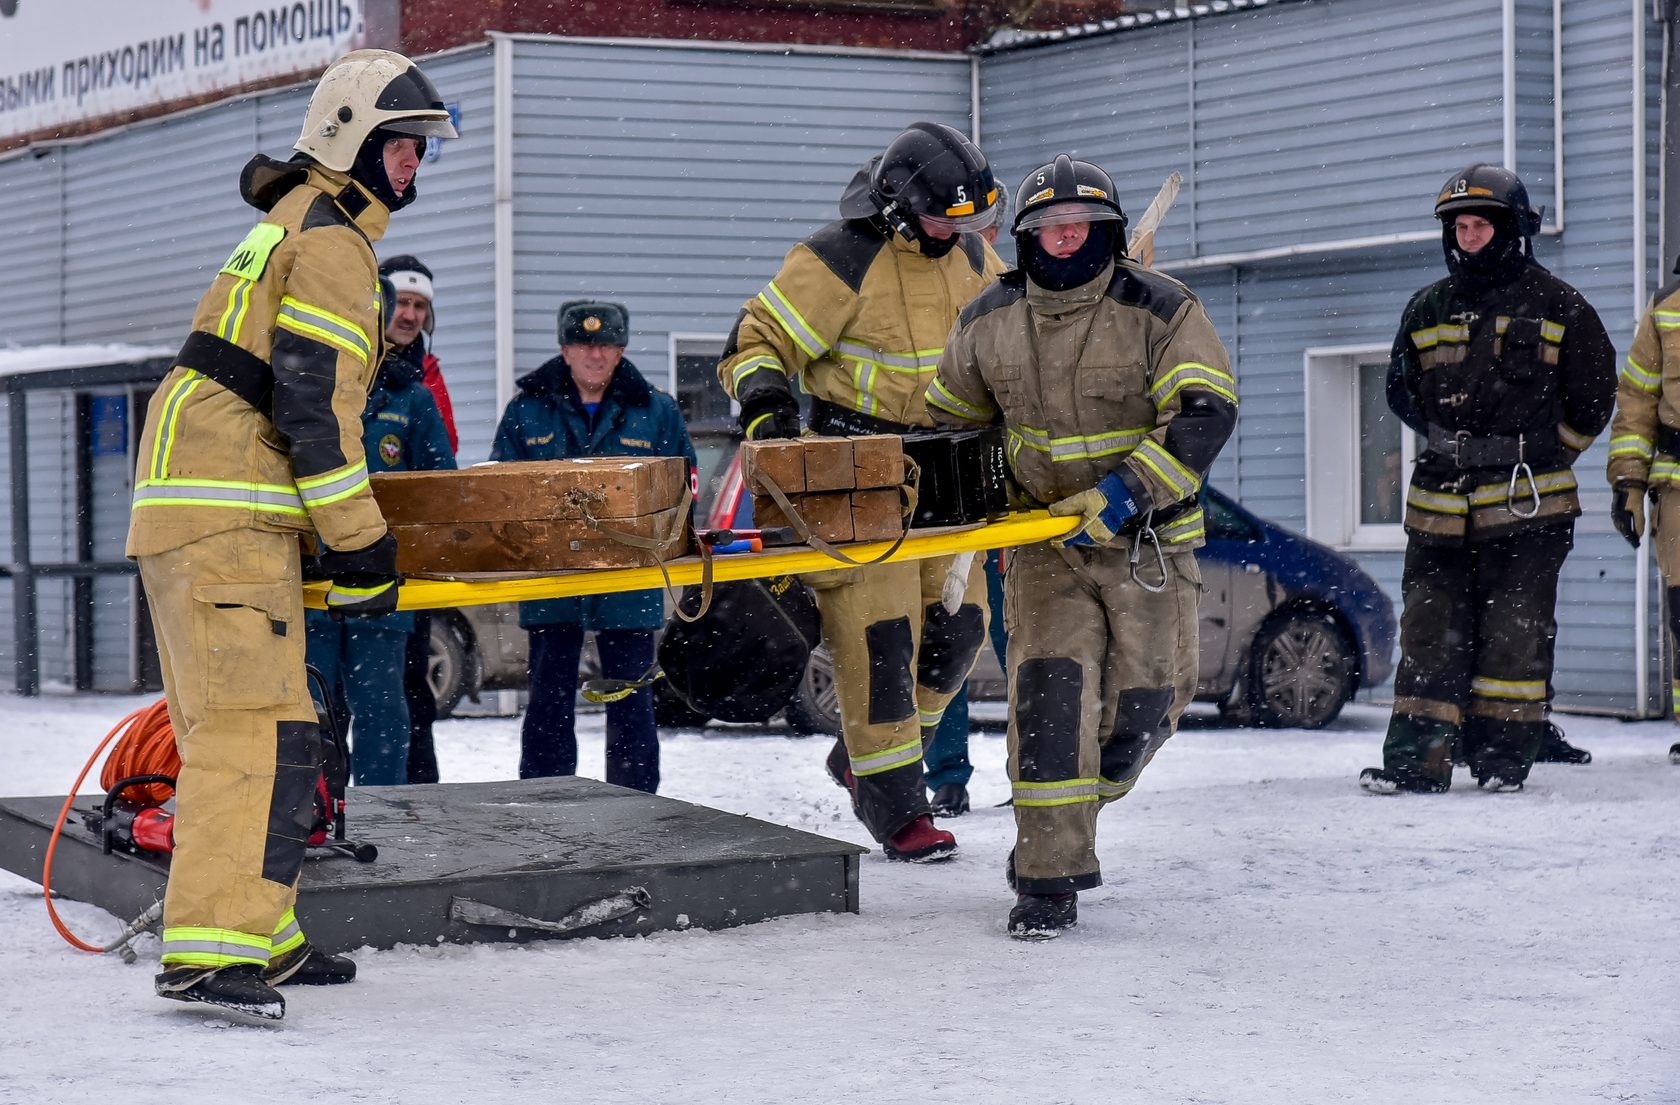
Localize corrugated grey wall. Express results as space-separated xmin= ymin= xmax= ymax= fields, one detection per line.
xmin=505 ymin=37 xmax=973 ymax=462
xmin=980 ymin=0 xmax=1659 ymax=713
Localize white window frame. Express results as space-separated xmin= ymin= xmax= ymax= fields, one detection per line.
xmin=1303 ymin=344 xmax=1416 ymax=552
xmin=667 ymin=332 xmax=730 ymax=404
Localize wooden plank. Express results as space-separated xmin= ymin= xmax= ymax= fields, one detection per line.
xmin=739 ymin=439 xmax=806 ymax=495
xmin=850 ymin=434 xmax=905 ymax=489
xmin=390 ymin=505 xmax=687 ymax=573
xmin=372 ymin=458 xmax=687 ymax=526
xmin=850 ymin=488 xmax=903 ymax=542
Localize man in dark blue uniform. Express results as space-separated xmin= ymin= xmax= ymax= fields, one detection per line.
xmin=491 ymin=301 xmax=696 ymax=793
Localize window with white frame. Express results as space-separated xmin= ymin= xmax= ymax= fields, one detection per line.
xmin=1304 ymin=347 xmax=1419 ymax=550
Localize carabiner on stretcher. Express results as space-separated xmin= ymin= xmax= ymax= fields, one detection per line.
xmin=1129 ymin=510 xmax=1168 ymax=594
xmin=1507 ymin=462 xmax=1541 ymax=519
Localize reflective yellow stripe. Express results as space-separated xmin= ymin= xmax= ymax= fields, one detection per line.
xmin=147 ymin=373 xmax=203 ymax=481
xmin=1654 ymin=309 xmax=1680 ymax=330
xmin=1609 ymin=434 xmax=1654 ymax=460
xmin=1008 ymin=423 xmax=1150 ymax=462
xmin=215 ymin=279 xmax=253 ymax=343
xmin=328 ymin=579 xmax=395 ymax=605
xmin=1407 ymin=486 xmax=1469 ymax=515
xmin=1412 ymin=324 xmax=1469 ymax=349
xmin=133 ymin=477 xmax=308 ymax=515
xmin=1540 ymin=319 xmax=1565 ymax=342
xmin=1131 ymin=438 xmax=1200 ymax=498
xmin=1466 ymin=470 xmax=1575 ymax=506
xmin=1652 ymin=458 xmax=1680 ymax=484
xmin=729 ymin=356 xmax=783 ymax=395
xmin=834 ymin=340 xmax=943 ymax=375
xmin=1470 ymin=675 xmax=1547 ymax=701
xmin=1622 ymin=357 xmax=1661 ymax=392
xmin=757 ymin=281 xmax=827 ymax=359
xmin=271 ymin=908 xmax=305 ymax=958
xmin=1150 ymin=361 xmax=1237 ymax=406
xmin=1157 ymin=508 xmax=1205 ymax=544
xmin=926 ymin=377 xmax=994 ymax=423
xmin=276 ymin=296 xmax=371 ymax=365
xmin=295 ymin=459 xmax=370 ymax=509
xmin=917 ymin=707 xmax=946 ymax=729
xmin=160 ymin=925 xmax=272 ymax=968
xmin=1012 ymin=778 xmax=1101 ymax=807
xmin=851 ymin=736 xmax=922 ymax=777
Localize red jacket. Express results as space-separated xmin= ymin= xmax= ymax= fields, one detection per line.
xmin=419 ymin=349 xmax=458 ymax=453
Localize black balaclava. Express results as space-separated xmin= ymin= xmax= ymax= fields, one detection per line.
xmin=1442 ymin=205 xmax=1528 ymax=289
xmin=913 ymin=224 xmax=961 ymax=259
xmin=1019 ymin=221 xmax=1117 ymax=292
xmin=350 ymin=127 xmax=419 ymax=213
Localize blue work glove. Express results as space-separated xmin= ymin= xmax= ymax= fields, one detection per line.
xmin=313 ymin=533 xmax=400 ymax=619
xmin=1049 ymin=471 xmax=1139 ymax=548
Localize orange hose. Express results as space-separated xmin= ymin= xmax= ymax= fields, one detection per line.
xmin=45 ymin=700 xmax=174 ymax=952
xmin=99 ymin=698 xmax=178 ymax=803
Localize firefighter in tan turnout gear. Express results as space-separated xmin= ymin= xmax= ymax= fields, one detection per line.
xmin=1607 ymin=264 xmax=1680 ymax=764
xmin=718 ymin=122 xmax=1006 ymax=862
xmin=1358 ymin=164 xmax=1616 ymax=797
xmin=928 ymin=155 xmax=1237 ymax=938
xmin=125 ymin=50 xmax=456 ymax=1019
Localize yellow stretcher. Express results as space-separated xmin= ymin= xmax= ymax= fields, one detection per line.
xmin=304 ymin=510 xmax=1080 ymax=612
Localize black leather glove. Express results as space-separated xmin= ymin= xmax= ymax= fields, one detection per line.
xmin=315 ymin=533 xmax=400 ymax=619
xmin=740 ymin=392 xmax=801 ymax=440
xmin=1611 ymin=480 xmax=1647 ymax=549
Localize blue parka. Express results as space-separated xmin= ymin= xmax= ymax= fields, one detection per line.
xmin=490 ymin=353 xmax=696 ymax=629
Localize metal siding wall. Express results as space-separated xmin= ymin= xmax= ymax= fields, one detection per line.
xmin=60 ymin=103 xmax=261 ymax=344
xmin=508 ymin=38 xmax=972 ymax=461
xmin=0 ymin=152 xmax=65 ymax=345
xmin=371 ymin=49 xmax=498 ymax=463
xmin=0 ymin=392 xmax=10 ymax=679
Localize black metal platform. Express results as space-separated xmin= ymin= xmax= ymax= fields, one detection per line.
xmin=0 ymin=778 xmax=864 ymax=950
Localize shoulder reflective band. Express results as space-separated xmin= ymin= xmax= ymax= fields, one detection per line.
xmin=219 ymin=222 xmax=287 ymax=282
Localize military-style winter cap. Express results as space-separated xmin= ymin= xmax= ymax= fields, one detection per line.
xmin=559 ymin=300 xmax=629 ymax=347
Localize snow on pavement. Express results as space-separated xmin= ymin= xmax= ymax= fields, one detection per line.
xmin=1 ymin=692 xmax=1676 ymax=1104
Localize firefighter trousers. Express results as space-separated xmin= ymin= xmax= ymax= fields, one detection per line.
xmin=139 ymin=528 xmax=321 ymax=970
xmin=1004 ymin=542 xmax=1200 ymax=895
xmin=1383 ymin=524 xmax=1572 ymax=787
xmin=808 ymin=552 xmax=989 ymax=841
xmin=1651 ymin=491 xmax=1680 ymax=719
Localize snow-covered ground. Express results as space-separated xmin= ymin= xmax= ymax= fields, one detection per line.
xmin=2 ymin=692 xmax=1676 ymax=1104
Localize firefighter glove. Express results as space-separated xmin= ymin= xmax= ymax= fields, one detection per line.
xmin=740 ymin=391 xmax=801 ymax=441
xmin=1050 ymin=470 xmax=1140 ymax=548
xmin=316 ymin=533 xmax=401 ymax=619
xmin=1611 ymin=479 xmax=1647 ymax=549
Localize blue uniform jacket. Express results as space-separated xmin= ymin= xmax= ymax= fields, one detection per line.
xmin=489 ymin=354 xmax=697 ymax=630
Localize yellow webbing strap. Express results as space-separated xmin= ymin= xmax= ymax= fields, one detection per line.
xmin=304 ymin=510 xmax=1081 ymax=612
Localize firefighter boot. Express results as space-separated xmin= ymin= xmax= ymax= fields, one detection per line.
xmin=1534 ymin=722 xmax=1591 ymax=765
xmin=156 ymin=963 xmax=285 ymax=1020
xmin=883 ymin=815 xmax=957 ymax=863
xmin=266 ymin=942 xmax=358 ymax=986
xmin=1360 ymin=715 xmax=1455 ymax=794
xmin=1670 ymin=742 xmax=1680 ymax=765
xmin=824 ymin=738 xmax=862 ymax=822
xmin=1007 ymin=893 xmax=1078 ymax=940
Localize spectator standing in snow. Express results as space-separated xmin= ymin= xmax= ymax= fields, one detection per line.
xmin=378 ymin=253 xmax=459 ymax=782
xmin=1358 ymin=164 xmax=1615 ymax=796
xmin=490 ymin=301 xmax=696 ymax=793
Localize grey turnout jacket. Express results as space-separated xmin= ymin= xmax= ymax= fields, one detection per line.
xmin=927 ymin=259 xmax=1236 ymax=551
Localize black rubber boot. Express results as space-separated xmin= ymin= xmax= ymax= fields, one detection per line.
xmin=1004 ymin=847 xmax=1017 ymax=892
xmin=929 ymin=782 xmax=970 ymax=818
xmin=265 ymin=943 xmax=358 ymax=986
xmin=156 ymin=963 xmax=285 ymax=1019
xmin=1669 ymin=742 xmax=1680 ymax=765
xmin=1007 ymin=893 xmax=1078 ymax=940
xmin=1534 ymin=722 xmax=1591 ymax=765
xmin=824 ymin=739 xmax=862 ymax=822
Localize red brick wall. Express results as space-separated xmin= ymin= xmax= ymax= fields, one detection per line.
xmin=398 ymin=0 xmax=1128 ymax=55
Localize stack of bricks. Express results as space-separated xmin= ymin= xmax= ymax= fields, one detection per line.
xmin=741 ymin=435 xmax=907 ymax=544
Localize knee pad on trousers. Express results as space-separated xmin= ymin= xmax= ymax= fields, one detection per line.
xmin=917 ymin=601 xmax=986 ymax=695
xmin=864 ymin=616 xmax=916 ymax=725
xmin=1100 ymin=687 xmax=1173 ymax=782
xmin=1668 ymin=587 xmax=1680 ymax=650
xmin=263 ymin=718 xmax=322 ymax=886
xmin=1014 ymin=657 xmax=1084 ymax=782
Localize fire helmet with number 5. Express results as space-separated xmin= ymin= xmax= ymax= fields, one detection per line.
xmin=1012 ymin=154 xmax=1129 ymax=291
xmin=839 ymin=121 xmax=999 ymax=258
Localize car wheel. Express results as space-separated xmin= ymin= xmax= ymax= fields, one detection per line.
xmin=784 ymin=645 xmax=841 ymax=736
xmin=1246 ymin=610 xmax=1356 ymax=729
xmin=428 ymin=614 xmax=478 ymax=720
xmin=653 ymin=677 xmax=711 ymax=729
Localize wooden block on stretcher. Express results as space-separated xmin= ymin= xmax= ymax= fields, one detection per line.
xmin=739 ymin=439 xmax=806 ymax=495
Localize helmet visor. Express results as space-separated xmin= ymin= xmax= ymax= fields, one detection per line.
xmin=918 ymin=205 xmax=1000 ymax=235
xmin=1016 ymin=199 xmax=1123 ymax=232
xmin=382 ymin=113 xmax=459 ymax=139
